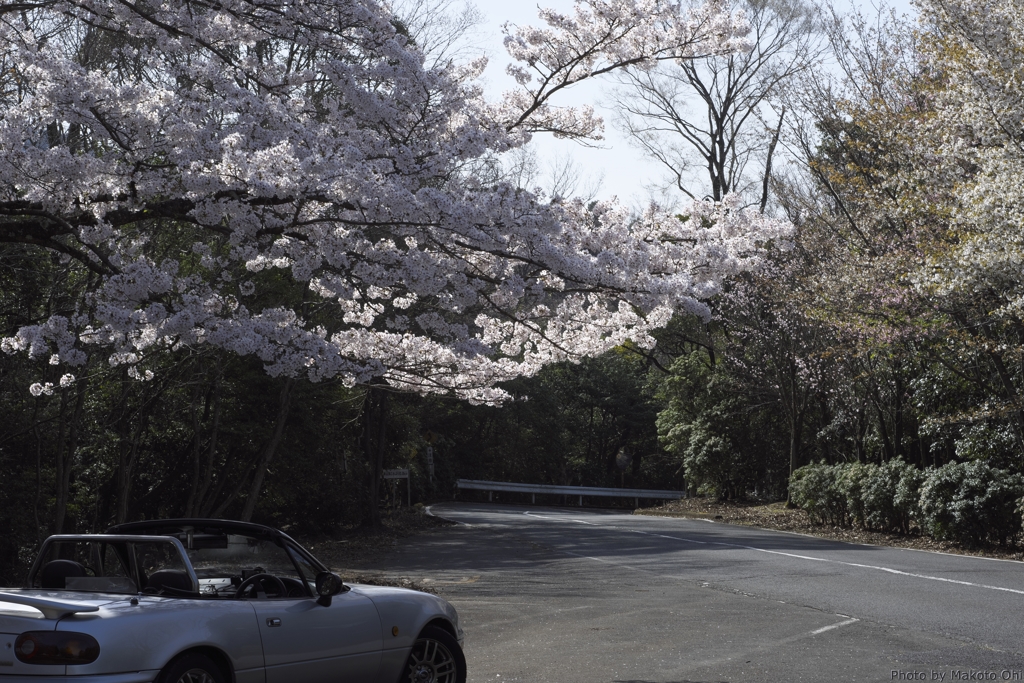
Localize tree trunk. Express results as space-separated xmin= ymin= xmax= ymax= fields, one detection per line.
xmin=115 ymin=416 xmax=146 ymax=524
xmin=54 ymin=377 xmax=88 ymax=534
xmin=361 ymin=386 xmax=389 ymax=529
xmin=239 ymin=378 xmax=295 ymax=522
xmin=786 ymin=408 xmax=797 ymax=506
xmin=186 ymin=373 xmax=223 ymax=517
xmin=875 ymin=401 xmax=895 ymax=463
xmin=760 ymin=108 xmax=785 ymax=213
xmin=185 ymin=383 xmax=204 ymax=517
xmin=203 ymin=447 xmax=241 ymax=518
xmin=784 ymin=362 xmax=803 ymax=507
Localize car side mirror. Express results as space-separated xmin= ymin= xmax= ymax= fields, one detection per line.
xmin=315 ymin=571 xmax=344 ymax=606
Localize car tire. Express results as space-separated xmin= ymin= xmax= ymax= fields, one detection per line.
xmin=156 ymin=652 xmax=226 ymax=683
xmin=402 ymin=624 xmax=467 ymax=683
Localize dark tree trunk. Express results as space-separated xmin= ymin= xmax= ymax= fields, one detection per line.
xmin=784 ymin=363 xmax=805 ymax=507
xmin=54 ymin=377 xmax=87 ymax=534
xmin=240 ymin=379 xmax=295 ymax=522
xmin=361 ymin=386 xmax=389 ymax=529
xmin=115 ymin=416 xmax=147 ymax=524
xmin=30 ymin=401 xmax=43 ymax=545
xmin=875 ymin=401 xmax=895 ymax=463
xmin=186 ymin=372 xmax=223 ymax=517
xmin=185 ymin=382 xmax=204 ymax=517
xmin=760 ymin=108 xmax=785 ymax=213
xmin=786 ymin=409 xmax=797 ymax=506
xmin=203 ymin=447 xmax=242 ymax=518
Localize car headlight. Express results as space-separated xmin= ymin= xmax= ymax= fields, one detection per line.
xmin=15 ymin=631 xmax=100 ymax=665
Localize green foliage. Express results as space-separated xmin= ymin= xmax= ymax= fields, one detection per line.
xmin=430 ymin=349 xmax=669 ymax=494
xmin=790 ymin=458 xmax=1024 ymax=545
xmin=789 ymin=462 xmax=849 ymax=526
xmin=862 ymin=459 xmax=923 ymax=534
xmin=953 ymin=424 xmax=1018 ymax=471
xmin=835 ymin=462 xmax=872 ymax=528
xmin=656 ymin=350 xmax=788 ymax=500
xmin=791 ymin=459 xmax=926 ymax=533
xmin=680 ymin=421 xmax=738 ymax=498
xmin=919 ymin=461 xmax=1024 ymax=546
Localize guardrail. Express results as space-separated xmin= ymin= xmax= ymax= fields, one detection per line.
xmin=455 ymin=479 xmax=686 ymax=506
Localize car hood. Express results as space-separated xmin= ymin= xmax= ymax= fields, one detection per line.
xmin=346 ymin=583 xmax=418 ymax=597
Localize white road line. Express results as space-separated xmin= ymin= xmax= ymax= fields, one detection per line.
xmin=524 ymin=512 xmax=597 ymax=525
xmin=521 ymin=511 xmax=1024 ymax=598
xmin=702 ymin=543 xmax=1024 ymax=597
xmin=562 ymin=549 xmax=640 ymax=571
xmin=810 ymin=618 xmax=859 ymax=635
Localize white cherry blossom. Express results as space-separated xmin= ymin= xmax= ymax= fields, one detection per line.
xmin=0 ymin=0 xmax=785 ymax=403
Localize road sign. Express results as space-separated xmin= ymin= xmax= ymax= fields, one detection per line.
xmin=615 ymin=447 xmax=630 ymax=471
xmin=381 ymin=468 xmax=410 ymax=506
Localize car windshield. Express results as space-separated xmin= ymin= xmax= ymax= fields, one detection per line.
xmin=183 ymin=534 xmax=312 ymax=597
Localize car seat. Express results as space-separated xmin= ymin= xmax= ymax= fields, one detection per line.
xmin=40 ymin=559 xmax=87 ymax=589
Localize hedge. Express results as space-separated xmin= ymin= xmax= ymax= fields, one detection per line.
xmin=789 ymin=459 xmax=1024 ymax=545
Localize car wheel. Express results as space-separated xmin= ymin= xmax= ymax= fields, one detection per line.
xmin=402 ymin=625 xmax=466 ymax=683
xmin=157 ymin=652 xmax=226 ymax=683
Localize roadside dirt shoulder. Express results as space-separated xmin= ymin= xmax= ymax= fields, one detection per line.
xmin=296 ymin=506 xmax=455 ymax=593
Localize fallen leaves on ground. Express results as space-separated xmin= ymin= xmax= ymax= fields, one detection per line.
xmin=297 ymin=506 xmax=454 ymax=591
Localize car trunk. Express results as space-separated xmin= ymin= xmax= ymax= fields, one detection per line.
xmin=0 ymin=592 xmax=124 ymax=676
xmin=0 ymin=602 xmax=63 ymax=676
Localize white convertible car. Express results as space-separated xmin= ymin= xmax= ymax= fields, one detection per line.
xmin=0 ymin=519 xmax=465 ymax=683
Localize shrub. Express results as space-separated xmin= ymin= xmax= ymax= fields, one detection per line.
xmin=836 ymin=462 xmax=874 ymax=528
xmin=919 ymin=461 xmax=1024 ymax=546
xmin=681 ymin=419 xmax=741 ymax=500
xmin=792 ymin=460 xmax=927 ymax=532
xmin=893 ymin=462 xmax=926 ymax=531
xmin=790 ymin=462 xmax=848 ymax=526
xmin=862 ymin=459 xmax=923 ymax=533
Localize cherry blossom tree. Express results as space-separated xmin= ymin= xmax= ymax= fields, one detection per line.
xmin=0 ymin=0 xmax=790 ymax=409
xmin=913 ymin=0 xmax=1024 ymax=345
xmin=772 ymin=0 xmax=1024 ymax=472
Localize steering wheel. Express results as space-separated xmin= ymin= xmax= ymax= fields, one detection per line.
xmin=234 ymin=573 xmax=287 ymax=599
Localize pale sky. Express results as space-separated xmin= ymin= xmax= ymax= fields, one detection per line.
xmin=467 ymin=0 xmax=919 ymax=206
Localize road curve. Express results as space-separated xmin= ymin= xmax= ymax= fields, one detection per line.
xmin=359 ymin=503 xmax=1024 ymax=682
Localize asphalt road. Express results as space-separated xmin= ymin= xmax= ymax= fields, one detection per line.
xmin=352 ymin=502 xmax=1024 ymax=683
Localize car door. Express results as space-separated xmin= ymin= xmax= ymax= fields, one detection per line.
xmin=252 ymin=590 xmax=383 ymax=683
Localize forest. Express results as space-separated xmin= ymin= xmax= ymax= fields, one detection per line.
xmin=3 ymin=0 xmax=1024 ymax=585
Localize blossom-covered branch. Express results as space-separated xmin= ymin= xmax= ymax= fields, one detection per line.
xmin=0 ymin=0 xmax=786 ymax=403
